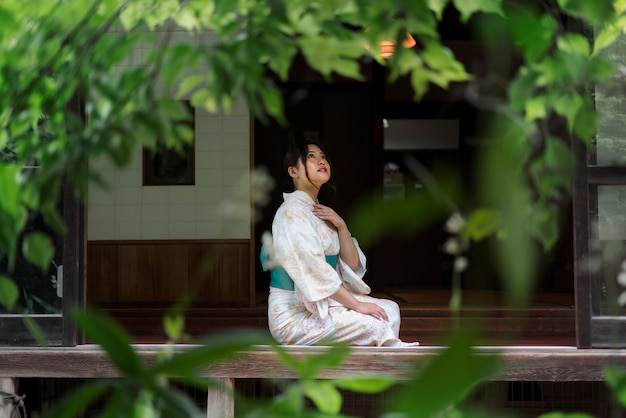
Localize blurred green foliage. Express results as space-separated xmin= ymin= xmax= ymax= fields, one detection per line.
xmin=1 ymin=0 xmax=626 ymax=417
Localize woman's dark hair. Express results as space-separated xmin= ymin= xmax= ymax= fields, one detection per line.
xmin=281 ymin=134 xmax=333 ymax=194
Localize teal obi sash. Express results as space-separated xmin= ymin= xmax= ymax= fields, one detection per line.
xmin=260 ymin=244 xmax=338 ymax=291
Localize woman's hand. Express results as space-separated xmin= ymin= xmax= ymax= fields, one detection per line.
xmin=312 ymin=204 xmax=346 ymax=230
xmin=354 ymin=301 xmax=389 ymax=322
xmin=312 ymin=204 xmax=359 ymax=271
xmin=330 ymin=287 xmax=388 ymax=321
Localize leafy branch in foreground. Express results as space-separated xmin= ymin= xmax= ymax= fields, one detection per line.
xmin=0 ymin=0 xmax=616 ymax=317
xmin=44 ymin=308 xmax=274 ymax=418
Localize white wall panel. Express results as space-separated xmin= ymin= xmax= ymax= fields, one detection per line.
xmin=88 ymin=28 xmax=251 ymax=241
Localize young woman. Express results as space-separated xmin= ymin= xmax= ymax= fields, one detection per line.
xmin=262 ymin=137 xmax=419 ymax=347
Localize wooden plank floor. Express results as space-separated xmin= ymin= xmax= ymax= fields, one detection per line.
xmin=98 ymin=291 xmax=576 ymax=347
xmin=382 ymin=290 xmax=576 ymax=346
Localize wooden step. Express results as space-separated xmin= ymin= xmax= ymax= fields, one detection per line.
xmin=98 ymin=304 xmax=575 ymax=346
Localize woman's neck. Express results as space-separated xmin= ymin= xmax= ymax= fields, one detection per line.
xmin=296 ymin=186 xmax=319 ymax=202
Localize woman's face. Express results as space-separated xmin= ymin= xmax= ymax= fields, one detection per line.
xmin=291 ymin=144 xmax=331 ymax=189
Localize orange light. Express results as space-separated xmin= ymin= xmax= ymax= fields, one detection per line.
xmin=380 ymin=40 xmax=396 ymax=59
xmin=402 ymin=33 xmax=417 ymax=48
xmin=378 ymin=33 xmax=416 ymax=59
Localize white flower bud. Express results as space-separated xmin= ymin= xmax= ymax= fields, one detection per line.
xmin=443 ymin=238 xmax=460 ymax=255
xmin=261 ymin=231 xmax=279 ymax=270
xmin=445 ymin=213 xmax=465 ymax=234
xmin=618 ymin=272 xmax=626 ymax=287
xmin=618 ymin=291 xmax=626 ymax=307
xmin=454 ymin=256 xmax=468 ymax=272
xmin=251 ymin=167 xmax=275 ymax=207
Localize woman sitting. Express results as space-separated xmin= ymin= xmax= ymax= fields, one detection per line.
xmin=262 ymin=137 xmax=418 ymax=347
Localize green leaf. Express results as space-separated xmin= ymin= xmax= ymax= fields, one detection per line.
xmin=554 ymin=92 xmax=583 ymax=133
xmin=449 ymin=283 xmax=462 ymax=311
xmin=604 ymin=366 xmax=626 ymax=406
xmin=556 ymin=0 xmax=615 ymax=27
xmin=298 ymin=344 xmax=352 ymax=380
xmin=573 ymin=107 xmax=598 ymax=144
xmin=348 ymin=168 xmax=459 ymax=249
xmin=386 ymin=327 xmax=501 ymax=417
xmin=588 ymin=56 xmax=614 ymax=82
xmin=508 ymin=68 xmax=539 ymax=111
xmin=43 ymin=379 xmax=112 ymax=418
xmin=149 ymin=329 xmax=273 ymax=377
xmin=175 ymin=123 xmax=195 ymax=144
xmin=0 ymin=275 xmax=18 ymax=311
xmin=0 ymin=164 xmax=22 ymax=219
xmin=334 ymin=376 xmax=397 ymax=393
xmin=508 ymin=11 xmax=557 ymax=62
xmin=479 ymin=120 xmax=538 ymax=308
xmin=557 ymin=33 xmax=590 ymax=57
xmin=299 ymin=36 xmax=365 ymax=81
xmin=163 ymin=313 xmax=185 ymax=342
xmin=273 ymin=344 xmax=305 ymax=375
xmin=410 ymin=66 xmax=431 ymax=101
xmin=260 ymin=88 xmax=285 ymax=123
xmin=303 ymin=380 xmax=342 ymax=414
xmin=593 ymin=23 xmax=620 ymax=56
xmin=427 ymin=0 xmax=451 ymax=19
xmin=538 ymin=413 xmax=596 ymax=418
xmin=421 ymin=38 xmax=470 ymax=84
xmin=22 ymin=232 xmax=54 ymax=272
xmin=175 ymin=7 xmax=200 ymax=31
xmin=20 ymin=183 xmax=40 ymax=209
xmin=98 ymin=390 xmax=130 ymax=418
xmin=0 ymin=129 xmax=8 ymax=151
xmin=154 ymin=384 xmax=206 ymax=418
xmin=461 ymin=208 xmax=501 ymax=242
xmin=131 ymin=390 xmax=158 ymax=418
xmin=74 ymin=309 xmax=143 ymax=376
xmin=266 ymin=42 xmax=298 ymax=81
xmin=530 ymin=136 xmax=575 ymax=208
xmin=177 ymin=75 xmax=206 ymax=100
xmin=548 ymin=49 xmax=589 ymax=85
xmin=274 ymin=344 xmax=352 ymax=380
xmin=452 ymin=0 xmax=504 ymax=22
xmin=525 ymin=95 xmax=548 ymax=121
xmin=271 ymin=384 xmax=304 ymax=415
xmin=22 ymin=315 xmax=49 ymax=347
xmin=539 ymin=136 xmax=576 ymax=172
xmin=530 ymin=206 xmax=560 ymax=251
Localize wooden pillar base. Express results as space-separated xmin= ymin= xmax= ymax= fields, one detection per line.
xmin=0 ymin=378 xmax=18 ymax=418
xmin=206 ymin=378 xmax=234 ymax=418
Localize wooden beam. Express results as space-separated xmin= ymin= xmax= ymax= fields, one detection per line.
xmin=0 ymin=345 xmax=625 ymax=382
xmin=587 ymin=166 xmax=626 ymax=185
xmin=0 ymin=315 xmax=62 ymax=346
xmin=571 ymin=135 xmax=592 ymax=348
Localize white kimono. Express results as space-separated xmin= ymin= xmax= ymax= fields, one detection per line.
xmin=267 ymin=190 xmax=416 ymax=346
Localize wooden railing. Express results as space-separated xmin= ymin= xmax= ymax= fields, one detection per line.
xmin=1 ymin=345 xmax=626 ymax=417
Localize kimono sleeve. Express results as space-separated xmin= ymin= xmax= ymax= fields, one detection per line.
xmin=273 ymin=207 xmax=342 ymax=304
xmin=338 ymin=237 xmax=371 ymax=295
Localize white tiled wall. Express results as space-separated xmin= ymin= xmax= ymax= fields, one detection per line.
xmin=88 ymin=28 xmax=251 ymax=240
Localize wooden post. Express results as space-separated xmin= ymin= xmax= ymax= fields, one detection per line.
xmin=0 ymin=378 xmax=18 ymax=418
xmin=206 ymin=378 xmax=234 ymax=418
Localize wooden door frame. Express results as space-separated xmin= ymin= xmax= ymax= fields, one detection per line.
xmin=573 ymin=130 xmax=626 ymax=347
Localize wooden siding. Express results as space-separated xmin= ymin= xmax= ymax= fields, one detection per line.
xmin=87 ymin=240 xmax=253 ymax=308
